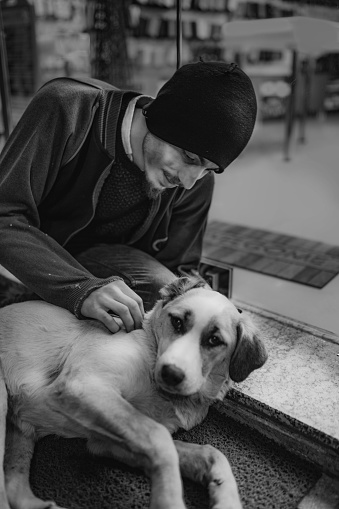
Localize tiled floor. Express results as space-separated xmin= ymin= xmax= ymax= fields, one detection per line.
xmin=203 ymin=220 xmax=339 ymax=289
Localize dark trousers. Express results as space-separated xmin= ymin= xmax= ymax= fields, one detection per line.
xmin=75 ymin=244 xmax=176 ymax=311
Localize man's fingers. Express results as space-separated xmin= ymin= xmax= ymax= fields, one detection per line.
xmin=115 ymin=282 xmax=145 ymax=317
xmin=97 ymin=311 xmax=122 ymax=334
xmin=83 ymin=299 xmax=136 ymax=333
xmin=103 ymin=284 xmax=144 ymax=330
xmin=105 ymin=299 xmax=136 ymax=332
xmin=118 ymin=296 xmax=143 ymax=330
xmin=80 ymin=280 xmax=144 ymax=332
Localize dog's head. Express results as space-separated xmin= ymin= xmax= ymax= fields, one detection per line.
xmin=151 ymin=277 xmax=267 ymax=399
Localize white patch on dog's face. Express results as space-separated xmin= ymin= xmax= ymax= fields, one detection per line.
xmin=154 ymin=289 xmax=239 ymax=396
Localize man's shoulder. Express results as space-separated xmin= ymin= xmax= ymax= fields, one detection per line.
xmin=55 ymin=76 xmax=120 ymax=91
xmin=35 ymin=77 xmax=142 ymax=111
xmin=37 ymin=76 xmax=120 ymax=96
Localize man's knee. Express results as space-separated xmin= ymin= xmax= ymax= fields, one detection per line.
xmin=147 ymin=265 xmax=176 ymax=300
xmin=75 ymin=243 xmax=177 ymax=310
xmin=135 ymin=262 xmax=176 ymax=311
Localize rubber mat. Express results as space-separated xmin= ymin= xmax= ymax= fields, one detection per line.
xmin=202 ymin=221 xmax=339 ymax=288
xmin=29 ymin=406 xmax=320 ymax=509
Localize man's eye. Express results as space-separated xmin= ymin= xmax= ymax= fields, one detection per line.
xmin=183 ymin=151 xmax=196 ymax=163
xmin=171 ymin=316 xmax=183 ymax=332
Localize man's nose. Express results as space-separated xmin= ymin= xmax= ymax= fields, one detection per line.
xmin=180 ymin=167 xmax=205 ymax=189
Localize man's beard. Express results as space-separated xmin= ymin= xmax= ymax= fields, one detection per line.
xmin=143 ymin=178 xmax=165 ymax=200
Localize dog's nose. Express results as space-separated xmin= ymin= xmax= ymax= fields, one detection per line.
xmin=161 ymin=364 xmax=185 ymax=386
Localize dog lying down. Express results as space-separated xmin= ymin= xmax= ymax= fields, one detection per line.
xmin=0 ymin=276 xmax=267 ymax=509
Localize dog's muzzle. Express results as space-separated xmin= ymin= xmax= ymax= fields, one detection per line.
xmin=160 ymin=364 xmax=185 ymax=387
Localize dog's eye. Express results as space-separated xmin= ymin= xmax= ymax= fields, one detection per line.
xmin=170 ymin=316 xmax=183 ymax=333
xmin=206 ymin=335 xmax=223 ymax=348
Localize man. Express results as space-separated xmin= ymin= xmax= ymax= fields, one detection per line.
xmin=0 ymin=60 xmax=257 ymax=333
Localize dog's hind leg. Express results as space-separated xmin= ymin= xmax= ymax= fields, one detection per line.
xmin=174 ymin=440 xmax=242 ymax=509
xmin=0 ymin=362 xmax=11 ymax=509
xmin=49 ymin=375 xmax=187 ymax=509
xmin=4 ymin=422 xmax=66 ymax=509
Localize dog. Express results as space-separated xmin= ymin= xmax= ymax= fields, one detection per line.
xmin=0 ymin=276 xmax=267 ymax=509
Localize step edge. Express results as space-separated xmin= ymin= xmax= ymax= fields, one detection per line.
xmin=216 ymin=389 xmax=339 ymax=477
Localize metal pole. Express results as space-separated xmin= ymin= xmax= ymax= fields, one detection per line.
xmin=298 ymin=58 xmax=310 ymax=144
xmin=176 ymin=0 xmax=182 ymax=69
xmin=0 ymin=3 xmax=12 ymax=140
xmin=283 ymin=50 xmax=298 ymax=162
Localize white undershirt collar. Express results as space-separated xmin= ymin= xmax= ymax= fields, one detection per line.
xmin=121 ymin=95 xmax=154 ymax=162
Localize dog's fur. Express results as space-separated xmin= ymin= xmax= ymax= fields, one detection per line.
xmin=0 ymin=277 xmax=267 ymax=509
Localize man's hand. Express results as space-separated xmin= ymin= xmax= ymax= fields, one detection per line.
xmin=81 ymin=280 xmax=144 ymax=333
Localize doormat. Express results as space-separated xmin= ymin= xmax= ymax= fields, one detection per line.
xmin=29 ymin=407 xmax=320 ymax=509
xmin=202 ymin=221 xmax=339 ymax=289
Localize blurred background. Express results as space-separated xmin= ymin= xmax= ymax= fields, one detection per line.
xmin=1 ymin=0 xmax=338 ymax=113
xmin=0 ymin=0 xmax=338 ymax=334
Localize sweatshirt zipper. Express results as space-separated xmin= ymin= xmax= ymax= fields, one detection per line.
xmin=63 ymin=162 xmax=113 ymax=246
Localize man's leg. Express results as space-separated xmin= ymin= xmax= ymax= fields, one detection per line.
xmin=75 ymin=244 xmax=176 ymax=311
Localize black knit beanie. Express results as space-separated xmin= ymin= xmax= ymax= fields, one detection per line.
xmin=142 ymin=61 xmax=257 ymax=171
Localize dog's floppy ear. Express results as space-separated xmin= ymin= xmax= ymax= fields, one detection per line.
xmin=159 ymin=276 xmax=209 ymax=305
xmin=229 ymin=314 xmax=268 ymax=383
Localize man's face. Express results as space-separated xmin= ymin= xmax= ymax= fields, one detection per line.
xmin=142 ymin=132 xmax=220 ymax=199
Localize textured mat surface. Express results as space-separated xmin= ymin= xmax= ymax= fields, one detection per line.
xmin=30 ymin=407 xmax=320 ymax=509
xmin=202 ymin=221 xmax=339 ymax=288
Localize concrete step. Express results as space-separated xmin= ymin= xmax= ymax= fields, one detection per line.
xmin=217 ymin=302 xmax=339 ymax=507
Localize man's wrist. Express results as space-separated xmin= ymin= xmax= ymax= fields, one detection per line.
xmin=70 ymin=276 xmax=124 ymax=319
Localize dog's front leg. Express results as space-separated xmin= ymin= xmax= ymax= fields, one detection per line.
xmin=49 ymin=376 xmax=186 ymax=509
xmin=4 ymin=421 xmax=67 ymax=509
xmin=174 ymin=440 xmax=242 ymax=509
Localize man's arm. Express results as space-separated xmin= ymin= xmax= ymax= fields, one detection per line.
xmin=154 ymin=172 xmax=214 ymax=275
xmin=0 ymin=79 xmax=143 ymax=332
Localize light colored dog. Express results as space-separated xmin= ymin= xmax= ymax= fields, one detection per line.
xmin=0 ymin=277 xmax=267 ymax=509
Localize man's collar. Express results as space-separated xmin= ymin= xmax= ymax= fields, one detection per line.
xmin=121 ymin=95 xmax=154 ymax=162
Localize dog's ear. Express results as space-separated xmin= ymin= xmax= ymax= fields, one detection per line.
xmin=229 ymin=314 xmax=268 ymax=383
xmin=159 ymin=276 xmax=209 ymax=305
